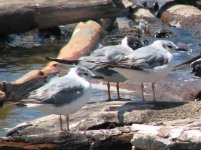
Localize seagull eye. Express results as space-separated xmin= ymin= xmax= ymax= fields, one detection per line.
xmin=84 ymin=73 xmax=88 ymax=76
xmin=167 ymin=45 xmax=173 ymax=48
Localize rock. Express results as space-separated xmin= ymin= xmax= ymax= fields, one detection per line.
xmin=0 ymin=101 xmax=201 ymax=150
xmin=5 ymin=101 xmax=201 ymax=136
xmin=132 ymin=7 xmax=155 ymax=18
xmin=153 ymin=28 xmax=174 ymax=38
xmin=190 ymin=58 xmax=201 ymax=77
xmin=122 ymin=0 xmax=133 ymax=7
xmin=159 ymin=4 xmax=201 ymax=27
xmin=116 ymin=17 xmax=134 ymax=29
xmin=130 ymin=0 xmax=172 ymax=10
xmin=131 ymin=121 xmax=201 ymax=150
xmin=130 ymin=16 xmax=171 ymax=39
xmin=3 ymin=100 xmax=201 ymax=149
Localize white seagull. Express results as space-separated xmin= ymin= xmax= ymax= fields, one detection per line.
xmin=20 ymin=66 xmax=95 ymax=131
xmin=46 ymin=36 xmax=145 ymax=101
xmin=87 ymin=40 xmax=187 ymax=101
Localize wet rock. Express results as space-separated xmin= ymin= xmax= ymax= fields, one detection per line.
xmin=0 ymin=24 xmax=74 ymax=51
xmin=100 ymin=18 xmax=117 ymax=32
xmin=159 ymin=4 xmax=201 ymax=27
xmin=189 ymin=58 xmax=201 ymax=77
xmin=116 ymin=17 xmax=134 ymax=29
xmin=153 ymin=28 xmax=174 ymax=38
xmin=130 ymin=0 xmax=171 ymax=11
xmin=132 ymin=7 xmax=155 ymax=19
xmin=130 ymin=16 xmax=172 ymax=39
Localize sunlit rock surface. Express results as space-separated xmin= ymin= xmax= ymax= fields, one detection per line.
xmin=3 ymin=101 xmax=201 ymax=149
xmin=159 ymin=4 xmax=201 ymax=27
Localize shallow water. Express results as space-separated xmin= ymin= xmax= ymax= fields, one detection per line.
xmin=0 ymin=20 xmax=201 ymax=137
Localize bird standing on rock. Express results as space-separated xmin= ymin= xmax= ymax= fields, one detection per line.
xmin=46 ymin=36 xmax=145 ymax=101
xmin=86 ymin=40 xmax=187 ymax=101
xmin=19 ymin=66 xmax=95 ymax=131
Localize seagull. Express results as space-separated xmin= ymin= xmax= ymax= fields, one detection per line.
xmin=46 ymin=36 xmax=145 ymax=101
xmin=86 ymin=40 xmax=187 ymax=101
xmin=20 ymin=66 xmax=95 ymax=131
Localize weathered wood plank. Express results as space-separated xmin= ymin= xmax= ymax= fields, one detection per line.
xmin=0 ymin=0 xmax=128 ymax=35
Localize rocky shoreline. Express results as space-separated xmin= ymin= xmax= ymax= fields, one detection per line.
xmin=2 ymin=101 xmax=201 ymax=149
xmin=0 ymin=0 xmax=201 ymax=149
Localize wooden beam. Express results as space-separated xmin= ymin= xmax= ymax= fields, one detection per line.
xmin=0 ymin=0 xmax=128 ymax=35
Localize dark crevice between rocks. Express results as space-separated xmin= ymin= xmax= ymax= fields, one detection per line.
xmin=195 ymin=91 xmax=201 ymax=101
xmin=88 ymin=122 xmax=123 ymax=130
xmin=91 ymin=140 xmax=132 ymax=150
xmin=87 ymin=132 xmax=133 ymax=150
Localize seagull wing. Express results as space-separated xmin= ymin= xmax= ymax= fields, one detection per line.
xmin=106 ymin=47 xmax=170 ymax=71
xmin=90 ymin=45 xmax=133 ymax=61
xmin=27 ymin=76 xmax=85 ymax=106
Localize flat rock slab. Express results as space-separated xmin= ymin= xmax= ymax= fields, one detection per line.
xmin=6 ymin=101 xmax=201 ymax=136
xmin=3 ymin=101 xmax=201 ymax=149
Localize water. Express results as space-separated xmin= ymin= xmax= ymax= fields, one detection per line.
xmin=0 ymin=20 xmax=201 ymax=137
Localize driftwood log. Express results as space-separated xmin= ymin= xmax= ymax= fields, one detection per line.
xmin=0 ymin=20 xmax=103 ymax=102
xmin=0 ymin=0 xmax=128 ymax=35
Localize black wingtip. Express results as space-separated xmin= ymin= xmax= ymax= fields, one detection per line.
xmin=45 ymin=57 xmax=79 ymax=65
xmin=45 ymin=56 xmax=52 ymax=60
xmin=130 ymin=65 xmax=143 ymax=71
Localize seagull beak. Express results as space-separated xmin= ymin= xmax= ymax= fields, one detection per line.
xmin=92 ymin=75 xmax=104 ymax=79
xmin=176 ymin=48 xmax=188 ymax=51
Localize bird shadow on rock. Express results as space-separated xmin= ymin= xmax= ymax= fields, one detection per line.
xmin=106 ymin=101 xmax=185 ymax=126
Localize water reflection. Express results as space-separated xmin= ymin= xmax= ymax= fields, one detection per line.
xmin=0 ymin=104 xmax=43 ymax=136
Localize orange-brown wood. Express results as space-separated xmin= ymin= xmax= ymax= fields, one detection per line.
xmin=41 ymin=20 xmax=102 ymax=74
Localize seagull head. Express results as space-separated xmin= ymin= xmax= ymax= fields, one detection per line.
xmin=72 ymin=66 xmax=95 ymax=80
xmin=152 ymin=40 xmax=187 ymax=52
xmin=121 ymin=36 xmax=144 ymax=50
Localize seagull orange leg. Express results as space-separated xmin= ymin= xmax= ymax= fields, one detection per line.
xmin=116 ymin=82 xmax=121 ymax=100
xmin=107 ymin=82 xmax=111 ymax=101
xmin=152 ymin=82 xmax=156 ymax=101
xmin=59 ymin=115 xmax=63 ymax=131
xmin=141 ymin=83 xmax=145 ymax=101
xmin=66 ymin=115 xmax=70 ymax=131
